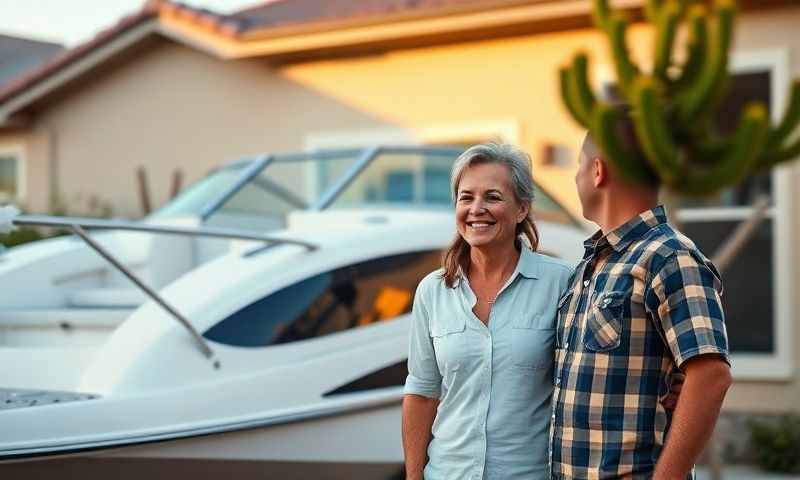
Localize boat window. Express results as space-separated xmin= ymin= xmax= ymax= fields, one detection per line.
xmin=203 ymin=250 xmax=442 ymax=347
xmin=328 ymin=150 xmax=456 ymax=209
xmin=323 ymin=360 xmax=408 ymax=397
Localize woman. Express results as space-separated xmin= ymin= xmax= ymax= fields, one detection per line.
xmin=401 ymin=143 xmax=571 ymax=479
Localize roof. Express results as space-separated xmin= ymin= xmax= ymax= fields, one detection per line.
xmin=0 ymin=0 xmax=546 ymax=111
xmin=0 ymin=34 xmax=63 ymax=87
xmin=0 ymin=5 xmax=159 ymax=110
xmin=0 ymin=0 xmax=796 ymax=124
xmin=231 ymin=0 xmax=525 ymax=31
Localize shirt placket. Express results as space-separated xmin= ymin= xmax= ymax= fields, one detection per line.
xmin=550 ymin=252 xmax=597 ymax=478
xmin=474 ymin=306 xmax=493 ymax=480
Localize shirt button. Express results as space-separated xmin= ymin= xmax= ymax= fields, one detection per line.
xmin=583 ymin=279 xmax=590 ymax=287
xmin=564 ymin=342 xmax=569 ymax=349
xmin=555 ymin=377 xmax=561 ymax=386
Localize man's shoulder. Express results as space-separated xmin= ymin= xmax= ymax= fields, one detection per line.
xmin=634 ymin=223 xmax=711 ymax=263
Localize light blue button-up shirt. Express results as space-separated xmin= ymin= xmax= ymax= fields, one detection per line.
xmin=404 ymin=247 xmax=572 ymax=480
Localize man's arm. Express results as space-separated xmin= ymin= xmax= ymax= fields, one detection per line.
xmin=646 ymin=250 xmax=731 ymax=479
xmin=402 ymin=394 xmax=439 ymax=480
xmin=653 ymin=355 xmax=732 ymax=480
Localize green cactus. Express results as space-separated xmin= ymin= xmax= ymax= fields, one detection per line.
xmin=560 ymin=0 xmax=800 ymax=195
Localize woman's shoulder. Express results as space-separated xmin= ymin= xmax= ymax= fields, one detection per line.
xmin=418 ymin=268 xmax=447 ymax=292
xmin=531 ymin=251 xmax=575 ymax=278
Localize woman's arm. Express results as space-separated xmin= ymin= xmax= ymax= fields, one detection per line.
xmin=402 ymin=394 xmax=439 ymax=480
xmin=402 ymin=277 xmax=443 ymax=479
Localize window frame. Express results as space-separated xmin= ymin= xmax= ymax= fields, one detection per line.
xmin=0 ymin=144 xmax=26 ymax=203
xmin=676 ymin=49 xmax=794 ymax=380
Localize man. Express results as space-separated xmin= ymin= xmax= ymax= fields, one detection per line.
xmin=551 ymin=109 xmax=732 ymax=479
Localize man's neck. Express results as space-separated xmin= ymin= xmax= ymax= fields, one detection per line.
xmin=595 ymin=197 xmax=658 ymax=235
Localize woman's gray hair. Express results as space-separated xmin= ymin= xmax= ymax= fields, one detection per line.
xmin=450 ymin=143 xmax=535 ymax=205
xmin=441 ymin=142 xmax=540 ymax=287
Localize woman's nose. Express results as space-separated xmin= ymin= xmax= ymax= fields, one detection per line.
xmin=469 ymin=198 xmax=486 ymax=215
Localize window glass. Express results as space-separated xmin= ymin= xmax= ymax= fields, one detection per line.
xmin=681 ymin=219 xmax=774 ymax=353
xmin=204 ymin=250 xmax=442 ymax=347
xmin=0 ymin=153 xmax=19 ymax=201
xmin=678 ymin=70 xmax=776 ymax=354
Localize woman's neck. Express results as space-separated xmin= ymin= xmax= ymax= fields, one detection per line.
xmin=469 ymin=241 xmax=520 ymax=283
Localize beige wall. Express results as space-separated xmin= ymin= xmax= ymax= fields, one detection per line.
xmin=31 ymin=38 xmax=403 ymax=218
xmin=18 ymin=6 xmax=800 ymax=412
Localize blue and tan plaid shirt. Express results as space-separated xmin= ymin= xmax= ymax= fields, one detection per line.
xmin=550 ymin=206 xmax=729 ymax=479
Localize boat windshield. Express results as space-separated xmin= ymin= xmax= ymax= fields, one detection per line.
xmin=150 ymin=146 xmax=579 ymax=228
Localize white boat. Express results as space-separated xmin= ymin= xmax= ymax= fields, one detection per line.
xmin=0 ymin=146 xmax=586 ymax=478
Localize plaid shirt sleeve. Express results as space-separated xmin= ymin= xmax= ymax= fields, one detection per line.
xmin=646 ymin=251 xmax=729 ymax=368
xmin=404 ymin=281 xmax=442 ymax=399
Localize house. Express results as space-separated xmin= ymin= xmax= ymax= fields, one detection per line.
xmin=0 ymin=0 xmax=797 ymax=446
xmin=0 ymin=33 xmax=63 ymax=87
xmin=0 ymin=33 xmax=63 ymax=202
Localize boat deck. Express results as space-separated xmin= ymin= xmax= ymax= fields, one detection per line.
xmin=0 ymin=387 xmax=98 ymax=410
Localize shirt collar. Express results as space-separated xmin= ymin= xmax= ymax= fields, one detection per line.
xmin=583 ymin=205 xmax=668 ymax=257
xmin=456 ymin=245 xmax=539 ymax=285
xmin=517 ymin=246 xmax=539 ymax=279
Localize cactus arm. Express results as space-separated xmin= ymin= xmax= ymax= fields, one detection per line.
xmin=760 ymin=137 xmax=800 ymax=169
xmin=560 ymin=67 xmax=590 ymax=128
xmin=593 ymin=103 xmax=657 ymax=184
xmin=765 ymin=79 xmax=800 ymax=151
xmin=592 ymin=0 xmax=612 ymax=29
xmin=631 ymin=79 xmax=681 ymax=185
xmin=570 ymin=53 xmax=598 ymax=124
xmin=608 ymin=14 xmax=639 ymax=95
xmin=675 ymin=5 xmax=708 ymax=89
xmin=678 ymin=0 xmax=734 ymax=123
xmin=653 ymin=1 xmax=681 ymax=83
xmin=645 ymin=0 xmax=663 ymax=22
xmin=681 ymin=104 xmax=769 ymax=194
xmin=694 ymin=136 xmax=731 ymax=164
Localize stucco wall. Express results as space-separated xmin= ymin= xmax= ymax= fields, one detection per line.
xmin=32 ymin=38 xmax=403 ymax=218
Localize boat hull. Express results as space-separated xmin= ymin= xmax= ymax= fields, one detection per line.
xmin=1 ymin=402 xmax=405 ymax=479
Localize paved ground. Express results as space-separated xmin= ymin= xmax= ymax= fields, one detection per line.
xmin=697 ymin=465 xmax=800 ymax=479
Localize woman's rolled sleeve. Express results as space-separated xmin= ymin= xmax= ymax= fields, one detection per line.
xmin=404 ymin=282 xmax=442 ymax=399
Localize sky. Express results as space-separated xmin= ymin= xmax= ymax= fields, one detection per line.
xmin=0 ymin=0 xmax=264 ymax=46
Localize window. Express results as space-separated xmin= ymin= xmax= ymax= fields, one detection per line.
xmin=676 ymin=50 xmax=793 ymax=379
xmin=204 ymin=250 xmax=442 ymax=347
xmin=323 ymin=360 xmax=408 ymax=396
xmin=0 ymin=148 xmax=23 ymax=202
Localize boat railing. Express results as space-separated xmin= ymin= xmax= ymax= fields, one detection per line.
xmin=0 ymin=208 xmax=320 ymax=368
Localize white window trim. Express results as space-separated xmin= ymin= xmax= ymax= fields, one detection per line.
xmin=676 ymin=48 xmax=793 ymax=381
xmin=0 ymin=144 xmax=27 ymax=203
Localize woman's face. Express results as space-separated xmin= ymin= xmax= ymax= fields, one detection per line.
xmin=455 ymin=162 xmax=528 ymax=250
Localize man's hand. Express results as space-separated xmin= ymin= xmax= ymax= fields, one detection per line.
xmin=654 ymin=355 xmax=731 ymax=480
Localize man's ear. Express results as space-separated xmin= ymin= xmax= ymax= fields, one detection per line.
xmin=592 ymin=157 xmax=608 ymax=188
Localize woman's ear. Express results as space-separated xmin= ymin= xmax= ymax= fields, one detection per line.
xmin=517 ymin=201 xmax=530 ymax=223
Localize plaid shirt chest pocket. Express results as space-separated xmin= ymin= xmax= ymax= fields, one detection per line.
xmin=583 ymin=290 xmax=627 ymax=352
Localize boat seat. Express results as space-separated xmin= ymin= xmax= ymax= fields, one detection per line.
xmin=66 ymin=288 xmax=148 ymax=308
